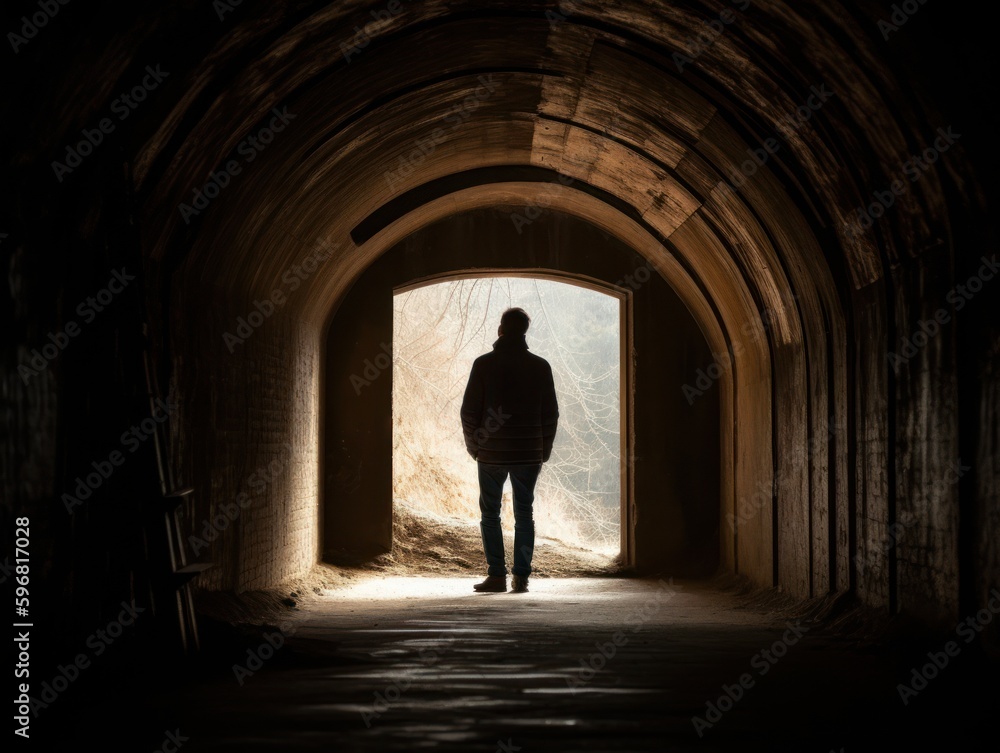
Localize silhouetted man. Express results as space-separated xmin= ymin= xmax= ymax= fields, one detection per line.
xmin=460 ymin=307 xmax=559 ymax=593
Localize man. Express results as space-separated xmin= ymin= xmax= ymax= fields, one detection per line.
xmin=460 ymin=307 xmax=559 ymax=594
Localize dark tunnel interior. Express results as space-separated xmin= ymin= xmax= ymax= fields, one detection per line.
xmin=3 ymin=1 xmax=998 ymax=750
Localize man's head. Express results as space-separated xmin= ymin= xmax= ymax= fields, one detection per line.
xmin=498 ymin=307 xmax=530 ymax=338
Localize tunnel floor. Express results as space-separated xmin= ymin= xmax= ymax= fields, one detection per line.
xmin=50 ymin=576 xmax=996 ymax=752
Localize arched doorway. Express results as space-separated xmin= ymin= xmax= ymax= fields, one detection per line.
xmin=392 ymin=274 xmax=624 ymax=564
xmin=323 ymin=206 xmax=720 ymax=575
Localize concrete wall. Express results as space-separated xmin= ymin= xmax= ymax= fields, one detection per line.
xmin=167 ymin=281 xmax=321 ymax=592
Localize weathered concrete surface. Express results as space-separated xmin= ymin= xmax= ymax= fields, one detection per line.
xmin=38 ymin=577 xmax=998 ymax=751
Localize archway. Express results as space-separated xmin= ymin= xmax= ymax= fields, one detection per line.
xmin=323 ymin=206 xmax=720 ymax=575
xmin=392 ymin=275 xmax=624 ymax=560
xmin=97 ymin=0 xmax=978 ymax=623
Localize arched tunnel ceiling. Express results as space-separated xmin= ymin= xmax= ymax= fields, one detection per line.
xmin=99 ymin=0 xmax=958 ymax=310
xmin=6 ymin=0 xmax=973 ymax=346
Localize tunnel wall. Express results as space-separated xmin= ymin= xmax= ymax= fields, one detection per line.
xmin=166 ymin=298 xmax=322 ymax=592
xmin=324 ymin=207 xmax=720 ymax=575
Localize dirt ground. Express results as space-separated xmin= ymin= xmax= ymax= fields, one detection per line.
xmin=195 ymin=499 xmax=621 ymax=625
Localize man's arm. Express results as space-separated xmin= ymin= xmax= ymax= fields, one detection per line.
xmin=460 ymin=361 xmax=484 ymax=459
xmin=541 ymin=363 xmax=558 ymax=462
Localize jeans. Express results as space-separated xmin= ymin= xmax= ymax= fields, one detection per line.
xmin=477 ymin=462 xmax=542 ymax=577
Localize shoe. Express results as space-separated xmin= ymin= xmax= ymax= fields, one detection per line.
xmin=511 ymin=575 xmax=529 ymax=593
xmin=473 ymin=575 xmax=507 ymax=592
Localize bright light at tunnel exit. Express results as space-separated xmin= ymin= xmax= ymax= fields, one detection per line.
xmin=392 ymin=276 xmax=622 ymax=561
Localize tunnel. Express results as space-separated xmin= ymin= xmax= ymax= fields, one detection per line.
xmin=4 ymin=0 xmax=998 ymax=750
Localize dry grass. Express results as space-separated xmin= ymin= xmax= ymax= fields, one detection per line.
xmin=392 ymin=278 xmax=622 ymax=555
xmin=375 ymin=498 xmax=620 ymax=576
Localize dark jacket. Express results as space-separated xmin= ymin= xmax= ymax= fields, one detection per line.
xmin=460 ymin=334 xmax=559 ymax=465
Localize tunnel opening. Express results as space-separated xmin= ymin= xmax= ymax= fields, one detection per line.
xmin=391 ymin=275 xmax=624 ymax=569
xmin=323 ymin=205 xmax=720 ymax=577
